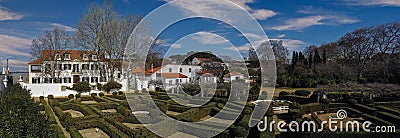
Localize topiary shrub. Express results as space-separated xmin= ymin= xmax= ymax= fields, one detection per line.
xmin=75 ymin=94 xmax=81 ymax=98
xmin=279 ymin=91 xmax=290 ymax=97
xmin=68 ymin=94 xmax=74 ymax=99
xmin=103 ymin=81 xmax=122 ymax=92
xmin=118 ymin=91 xmax=124 ymax=95
xmin=48 ymin=94 xmax=54 ymax=99
xmin=320 ymin=98 xmax=330 ymax=104
xmin=363 ymin=99 xmax=374 ymax=105
xmin=72 ymin=81 xmax=91 ymax=93
xmin=99 ymin=92 xmax=105 ymax=97
xmin=112 ymin=92 xmax=118 ymax=96
xmin=230 ymin=126 xmax=248 ymax=137
xmin=289 ymin=102 xmax=301 ymax=109
xmin=39 ymin=96 xmax=45 ymax=100
xmin=294 ymin=90 xmax=311 ymax=96
xmin=141 ymin=88 xmax=147 ymax=93
xmin=348 ymin=99 xmax=357 ymax=105
xmin=91 ymin=93 xmax=97 ymax=97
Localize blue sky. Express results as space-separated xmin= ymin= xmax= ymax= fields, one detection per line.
xmin=0 ymin=0 xmax=400 ymax=70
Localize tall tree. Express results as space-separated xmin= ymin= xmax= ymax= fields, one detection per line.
xmin=0 ymin=84 xmax=49 ymax=137
xmin=31 ymin=28 xmax=72 ymax=83
xmin=75 ymin=1 xmax=141 ymax=81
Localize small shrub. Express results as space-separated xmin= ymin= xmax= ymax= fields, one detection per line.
xmin=75 ymin=94 xmax=81 ymax=98
xmin=348 ymin=99 xmax=357 ymax=105
xmin=230 ymin=126 xmax=248 ymax=137
xmin=68 ymin=94 xmax=74 ymax=99
xmin=99 ymin=92 xmax=105 ymax=97
xmin=279 ymin=91 xmax=290 ymax=97
xmin=141 ymin=88 xmax=147 ymax=93
xmin=48 ymin=94 xmax=54 ymax=99
xmin=363 ymin=99 xmax=374 ymax=105
xmin=112 ymin=92 xmax=118 ymax=96
xmin=320 ymin=98 xmax=330 ymax=104
xmin=103 ymin=81 xmax=122 ymax=92
xmin=294 ymin=90 xmax=311 ymax=96
xmin=39 ymin=96 xmax=45 ymax=100
xmin=91 ymin=93 xmax=97 ymax=97
xmin=118 ymin=91 xmax=124 ymax=95
xmin=72 ymin=81 xmax=91 ymax=93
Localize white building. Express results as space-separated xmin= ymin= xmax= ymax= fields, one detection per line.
xmin=24 ymin=50 xmax=121 ymax=96
xmin=132 ymin=64 xmax=202 ymax=91
xmin=223 ymin=72 xmax=245 ymax=82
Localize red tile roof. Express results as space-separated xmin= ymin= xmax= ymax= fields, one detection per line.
xmin=132 ymin=68 xmax=145 ymax=74
xmin=40 ymin=50 xmax=106 ymax=61
xmin=224 ymin=72 xmax=242 ymax=77
xmin=28 ymin=59 xmax=41 ymax=65
xmin=161 ymin=73 xmax=188 ymax=78
xmin=145 ymin=66 xmax=162 ymax=75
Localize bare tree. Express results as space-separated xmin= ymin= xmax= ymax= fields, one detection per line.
xmin=31 ymin=28 xmax=72 ymax=83
xmin=75 ymin=1 xmax=141 ymax=81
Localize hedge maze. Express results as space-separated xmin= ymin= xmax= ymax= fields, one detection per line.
xmin=44 ymin=91 xmax=269 ymax=138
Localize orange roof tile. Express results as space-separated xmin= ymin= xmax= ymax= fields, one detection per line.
xmin=28 ymin=59 xmax=41 ymax=64
xmin=145 ymin=66 xmax=162 ymax=75
xmin=224 ymin=72 xmax=242 ymax=77
xmin=161 ymin=73 xmax=188 ymax=78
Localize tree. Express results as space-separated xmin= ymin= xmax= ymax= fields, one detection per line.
xmin=72 ymin=81 xmax=91 ymax=93
xmin=103 ymin=80 xmax=122 ymax=92
xmin=0 ymin=84 xmax=49 ymax=137
xmin=31 ymin=28 xmax=73 ymax=83
xmin=75 ymin=1 xmax=141 ymax=81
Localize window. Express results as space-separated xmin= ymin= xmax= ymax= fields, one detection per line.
xmin=82 ymin=64 xmax=89 ymax=70
xmin=64 ymin=54 xmax=71 ymax=60
xmin=64 ymin=64 xmax=71 ymax=70
xmin=83 ymin=54 xmax=88 ymax=60
xmin=55 ymin=53 xmax=61 ymax=60
xmin=180 ymin=68 xmax=183 ymax=73
xmin=169 ymin=68 xmax=172 ymax=72
xmin=44 ymin=78 xmax=49 ymax=83
xmin=73 ymin=64 xmax=79 ymax=72
xmin=169 ymin=80 xmax=173 ymax=85
xmin=90 ymin=64 xmax=98 ymax=70
xmin=63 ymin=77 xmax=71 ymax=83
xmin=91 ymin=77 xmax=98 ymax=83
xmin=31 ymin=65 xmax=41 ymax=73
xmin=92 ymin=55 xmax=97 ymax=61
xmin=189 ymin=68 xmax=192 ymax=73
xmin=82 ymin=77 xmax=90 ymax=82
xmin=58 ymin=64 xmax=62 ymax=70
xmin=32 ymin=77 xmax=40 ymax=83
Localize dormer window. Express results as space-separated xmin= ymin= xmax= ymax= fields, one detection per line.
xmin=55 ymin=53 xmax=61 ymax=60
xmin=64 ymin=54 xmax=71 ymax=60
xmin=83 ymin=54 xmax=88 ymax=60
xmin=92 ymin=55 xmax=97 ymax=61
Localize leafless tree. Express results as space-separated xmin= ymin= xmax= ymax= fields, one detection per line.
xmin=75 ymin=1 xmax=141 ymax=81
xmin=31 ymin=28 xmax=72 ymax=83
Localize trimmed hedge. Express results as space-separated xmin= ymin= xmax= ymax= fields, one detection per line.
xmin=362 ymin=114 xmax=394 ymax=126
xmin=176 ymin=107 xmax=212 ymax=122
xmin=168 ymin=105 xmax=189 ymax=113
xmin=104 ymin=117 xmax=136 ymax=137
xmin=353 ymin=104 xmax=377 ymax=116
xmin=41 ymin=100 xmax=57 ymax=124
xmin=376 ymin=106 xmax=400 ymax=116
xmin=49 ymin=124 xmax=67 ymax=138
xmin=60 ymin=103 xmax=96 ymax=116
xmin=376 ymin=111 xmax=400 ymax=125
xmin=72 ymin=119 xmax=128 ymax=138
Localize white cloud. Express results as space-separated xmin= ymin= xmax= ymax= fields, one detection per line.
xmin=50 ymin=23 xmax=77 ymax=32
xmin=343 ymin=0 xmax=400 ymax=7
xmin=251 ymin=9 xmax=277 ymax=20
xmin=162 ymin=0 xmax=277 ymax=21
xmin=171 ymin=43 xmax=182 ymax=48
xmin=0 ymin=35 xmax=31 ymax=57
xmin=270 ymin=15 xmax=359 ymax=31
xmin=0 ymin=6 xmax=23 ymax=21
xmin=277 ymin=34 xmax=286 ymax=38
xmin=192 ymin=31 xmax=229 ymax=45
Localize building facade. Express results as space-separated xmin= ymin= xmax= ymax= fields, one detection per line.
xmin=28 ymin=50 xmax=117 ymax=86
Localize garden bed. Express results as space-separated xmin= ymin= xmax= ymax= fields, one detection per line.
xmin=63 ymin=110 xmax=84 ymax=118
xmin=78 ymin=128 xmax=110 ymax=138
